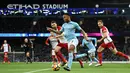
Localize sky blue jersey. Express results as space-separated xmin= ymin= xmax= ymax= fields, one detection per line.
xmin=60 ymin=21 xmax=81 ymax=42
xmin=82 ymin=37 xmax=97 ymax=50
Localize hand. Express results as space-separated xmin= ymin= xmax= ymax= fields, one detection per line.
xmin=45 ymin=43 xmax=49 ymax=46
xmin=97 ymin=40 xmax=102 ymax=43
xmin=55 ymin=35 xmax=62 ymax=38
xmin=47 ymin=27 xmax=53 ymax=31
xmin=84 ymin=36 xmax=89 ymax=41
xmin=80 ymin=44 xmax=82 ymax=47
xmin=21 ymin=45 xmax=23 ymax=48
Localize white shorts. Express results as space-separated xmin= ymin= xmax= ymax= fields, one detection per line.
xmin=88 ymin=49 xmax=96 ymax=57
xmin=68 ymin=38 xmax=79 ymax=53
xmin=52 ymin=50 xmax=55 ymax=55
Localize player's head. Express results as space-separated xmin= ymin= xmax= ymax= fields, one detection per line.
xmin=51 ymin=21 xmax=57 ymax=28
xmin=24 ymin=38 xmax=28 ymax=43
xmin=63 ymin=13 xmax=71 ymax=23
xmin=4 ymin=40 xmax=7 ymax=44
xmin=97 ymin=20 xmax=104 ymax=28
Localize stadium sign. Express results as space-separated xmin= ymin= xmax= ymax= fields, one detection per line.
xmin=7 ymin=4 xmax=68 ymax=9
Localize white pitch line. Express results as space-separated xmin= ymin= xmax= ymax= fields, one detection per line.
xmin=24 ymin=68 xmax=51 ymax=73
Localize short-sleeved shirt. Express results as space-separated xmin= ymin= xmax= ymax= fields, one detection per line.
xmin=82 ymin=37 xmax=97 ymax=50
xmin=60 ymin=21 xmax=81 ymax=42
xmin=100 ymin=26 xmax=112 ymax=44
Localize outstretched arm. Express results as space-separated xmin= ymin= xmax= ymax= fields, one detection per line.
xmin=47 ymin=27 xmax=62 ymax=34
xmin=89 ymin=37 xmax=97 ymax=46
xmin=75 ymin=23 xmax=88 ymax=40
xmin=56 ymin=33 xmax=64 ymax=38
xmin=1 ymin=44 xmax=3 ymax=50
xmin=80 ymin=28 xmax=88 ymax=41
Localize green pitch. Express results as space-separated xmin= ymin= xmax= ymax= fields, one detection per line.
xmin=0 ymin=62 xmax=130 ymax=73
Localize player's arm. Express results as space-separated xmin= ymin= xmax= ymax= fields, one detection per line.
xmin=8 ymin=44 xmax=11 ymax=52
xmin=98 ymin=30 xmax=107 ymax=43
xmin=75 ymin=23 xmax=88 ymax=40
xmin=21 ymin=44 xmax=24 ymax=48
xmin=89 ymin=37 xmax=97 ymax=46
xmin=81 ymin=40 xmax=85 ymax=47
xmin=47 ymin=27 xmax=62 ymax=34
xmin=31 ymin=43 xmax=33 ymax=49
xmin=45 ymin=37 xmax=50 ymax=46
xmin=1 ymin=44 xmax=3 ymax=50
xmin=80 ymin=28 xmax=88 ymax=40
xmin=56 ymin=32 xmax=64 ymax=38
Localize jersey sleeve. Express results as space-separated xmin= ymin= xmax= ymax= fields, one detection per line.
xmin=82 ymin=39 xmax=85 ymax=46
xmin=75 ymin=22 xmax=81 ymax=31
xmin=88 ymin=37 xmax=97 ymax=46
xmin=57 ymin=26 xmax=61 ymax=31
xmin=60 ymin=24 xmax=64 ymax=32
xmin=102 ymin=27 xmax=107 ymax=33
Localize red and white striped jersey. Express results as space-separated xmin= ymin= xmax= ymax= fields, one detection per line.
xmin=2 ymin=43 xmax=10 ymax=52
xmin=100 ymin=26 xmax=112 ymax=44
xmin=45 ymin=36 xmax=59 ymax=49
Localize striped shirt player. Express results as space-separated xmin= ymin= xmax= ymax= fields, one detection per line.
xmin=45 ymin=25 xmax=67 ymax=66
xmin=95 ymin=20 xmax=130 ymax=67
xmin=1 ymin=40 xmax=11 ymax=64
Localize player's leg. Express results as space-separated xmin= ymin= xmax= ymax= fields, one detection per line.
xmin=109 ymin=42 xmax=130 ymax=60
xmin=51 ymin=49 xmax=61 ymax=67
xmin=74 ymin=53 xmax=84 ymax=68
xmin=74 ymin=48 xmax=87 ymax=59
xmin=6 ymin=53 xmax=10 ymax=64
xmin=89 ymin=51 xmax=98 ymax=66
xmin=29 ymin=51 xmax=32 ymax=63
xmin=55 ymin=43 xmax=68 ymax=65
xmin=88 ymin=54 xmax=93 ymax=66
xmin=51 ymin=49 xmax=56 ymax=65
xmin=64 ymin=39 xmax=78 ymax=71
xmin=95 ymin=43 xmax=105 ymax=66
xmin=26 ymin=52 xmax=32 ymax=63
xmin=64 ymin=44 xmax=74 ymax=71
xmin=3 ymin=52 xmax=8 ymax=64
xmin=88 ymin=49 xmax=94 ymax=66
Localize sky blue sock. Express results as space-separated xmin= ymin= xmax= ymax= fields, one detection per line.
xmin=75 ymin=53 xmax=87 ymax=59
xmin=89 ymin=56 xmax=92 ymax=63
xmin=94 ymin=57 xmax=99 ymax=63
xmin=68 ymin=52 xmax=73 ymax=69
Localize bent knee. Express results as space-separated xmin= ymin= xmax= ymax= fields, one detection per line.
xmin=69 ymin=45 xmax=75 ymax=51
xmin=55 ymin=46 xmax=61 ymax=52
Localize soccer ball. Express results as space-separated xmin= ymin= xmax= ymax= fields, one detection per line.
xmin=52 ymin=64 xmax=60 ymax=71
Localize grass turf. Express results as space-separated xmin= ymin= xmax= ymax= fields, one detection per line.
xmin=0 ymin=62 xmax=130 ymax=73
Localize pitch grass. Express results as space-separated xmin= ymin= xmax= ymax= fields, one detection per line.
xmin=0 ymin=62 xmax=130 ymax=73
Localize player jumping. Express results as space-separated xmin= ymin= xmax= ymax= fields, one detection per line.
xmin=1 ymin=40 xmax=11 ymax=64
xmin=47 ymin=13 xmax=88 ymax=71
xmin=80 ymin=37 xmax=99 ymax=66
xmin=95 ymin=20 xmax=130 ymax=66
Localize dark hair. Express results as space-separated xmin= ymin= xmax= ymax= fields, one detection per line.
xmin=63 ymin=13 xmax=70 ymax=16
xmin=51 ymin=21 xmax=56 ymax=23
